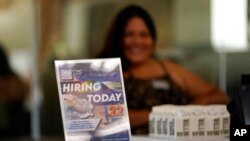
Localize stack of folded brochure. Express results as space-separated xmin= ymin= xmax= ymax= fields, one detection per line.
xmin=149 ymin=104 xmax=230 ymax=140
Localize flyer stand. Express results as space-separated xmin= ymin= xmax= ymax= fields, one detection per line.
xmin=55 ymin=58 xmax=132 ymax=141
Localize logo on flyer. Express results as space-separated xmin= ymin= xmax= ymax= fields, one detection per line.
xmin=60 ymin=69 xmax=73 ymax=80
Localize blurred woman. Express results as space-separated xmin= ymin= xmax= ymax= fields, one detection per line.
xmin=96 ymin=5 xmax=229 ymax=134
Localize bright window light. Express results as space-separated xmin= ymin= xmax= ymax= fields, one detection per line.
xmin=211 ymin=0 xmax=248 ymax=52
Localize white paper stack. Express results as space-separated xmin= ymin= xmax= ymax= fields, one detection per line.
xmin=149 ymin=104 xmax=230 ymax=140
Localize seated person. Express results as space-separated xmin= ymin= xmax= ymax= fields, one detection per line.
xmin=95 ymin=5 xmax=229 ymax=134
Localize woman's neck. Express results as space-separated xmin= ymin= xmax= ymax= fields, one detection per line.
xmin=129 ymin=58 xmax=154 ymax=70
xmin=126 ymin=58 xmax=165 ymax=79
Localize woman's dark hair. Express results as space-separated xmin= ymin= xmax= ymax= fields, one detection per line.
xmin=0 ymin=43 xmax=15 ymax=76
xmin=96 ymin=5 xmax=157 ymax=71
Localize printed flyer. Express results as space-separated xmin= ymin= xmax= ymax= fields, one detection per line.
xmin=55 ymin=58 xmax=131 ymax=141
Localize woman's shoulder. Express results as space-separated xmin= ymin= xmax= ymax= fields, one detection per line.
xmin=160 ymin=59 xmax=190 ymax=88
xmin=163 ymin=59 xmax=195 ymax=78
xmin=161 ymin=59 xmax=184 ymax=72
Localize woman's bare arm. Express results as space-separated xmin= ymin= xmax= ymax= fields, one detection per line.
xmin=128 ymin=109 xmax=151 ymax=128
xmin=165 ymin=60 xmax=230 ymax=105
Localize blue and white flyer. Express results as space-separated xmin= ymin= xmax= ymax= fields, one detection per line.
xmin=55 ymin=58 xmax=131 ymax=141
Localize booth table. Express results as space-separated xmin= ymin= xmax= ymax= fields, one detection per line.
xmin=132 ymin=136 xmax=229 ymax=141
xmin=0 ymin=136 xmax=229 ymax=141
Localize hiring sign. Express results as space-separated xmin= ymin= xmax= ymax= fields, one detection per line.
xmin=55 ymin=58 xmax=131 ymax=141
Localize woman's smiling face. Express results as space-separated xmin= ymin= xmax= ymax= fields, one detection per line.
xmin=123 ymin=16 xmax=154 ymax=65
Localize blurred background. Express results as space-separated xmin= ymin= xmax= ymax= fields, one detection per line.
xmin=0 ymin=0 xmax=249 ymax=140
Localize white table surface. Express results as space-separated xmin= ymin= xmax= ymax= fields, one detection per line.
xmin=132 ymin=135 xmax=229 ymax=141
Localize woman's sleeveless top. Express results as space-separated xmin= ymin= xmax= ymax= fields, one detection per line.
xmin=124 ymin=61 xmax=190 ymax=134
